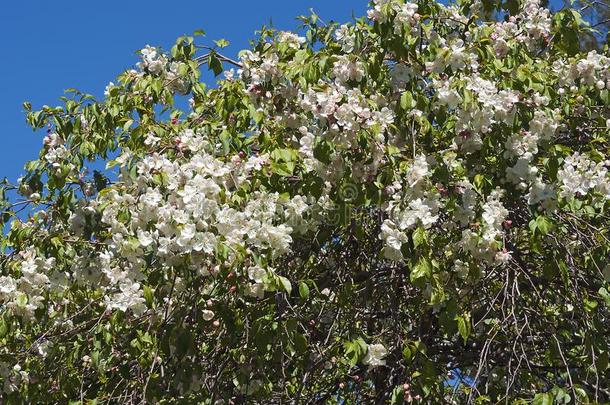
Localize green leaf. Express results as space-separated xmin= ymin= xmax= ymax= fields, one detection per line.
xmin=313 ymin=140 xmax=333 ymax=164
xmin=143 ymin=285 xmax=154 ymax=308
xmin=0 ymin=316 xmax=8 ymax=338
xmin=400 ymin=91 xmax=415 ymax=110
xmin=250 ymin=107 xmax=264 ymax=125
xmin=412 ymin=227 xmax=427 ymax=249
xmin=456 ymin=313 xmax=471 ymax=344
xmin=343 ymin=337 xmax=367 ymax=367
xmin=600 ymin=89 xmax=609 ymax=104
xmin=573 ymin=386 xmax=588 ymax=401
xmin=208 ymin=53 xmax=223 ymax=76
xmin=298 ymin=282 xmax=310 ymax=300
xmin=272 ymin=148 xmax=297 ymax=163
xmin=123 ymin=119 xmax=134 ymax=132
xmin=391 ymin=385 xmax=405 ymax=404
xmin=532 ymin=392 xmax=553 ymax=405
xmin=294 ymin=332 xmax=308 ymax=354
xmin=410 ymin=257 xmax=432 ymax=283
xmin=583 ymin=298 xmax=598 ymax=312
xmin=531 ymin=215 xmax=553 ymax=235
xmin=473 ymin=174 xmax=487 ymax=193
xmin=271 ymin=148 xmax=297 ymax=176
xmin=214 ymin=39 xmax=230 ymax=48
xmin=599 ymin=287 xmax=610 ymax=307
xmin=271 ymin=161 xmax=295 ymax=177
xmin=278 ymin=276 xmax=292 ymax=295
xmin=402 ymin=344 xmax=413 ymax=361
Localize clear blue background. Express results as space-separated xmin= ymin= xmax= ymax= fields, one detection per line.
xmin=0 ymin=0 xmax=567 ymax=184
xmin=0 ymin=0 xmax=366 ymax=184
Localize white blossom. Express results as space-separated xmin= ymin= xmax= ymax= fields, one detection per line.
xmin=363 ymin=343 xmax=388 ymax=367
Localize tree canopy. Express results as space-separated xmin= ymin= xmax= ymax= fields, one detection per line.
xmin=1 ymin=0 xmax=610 ymax=403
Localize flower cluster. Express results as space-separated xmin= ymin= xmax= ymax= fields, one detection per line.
xmin=137 ymin=45 xmax=168 ymax=74
xmin=89 ymin=140 xmax=319 ymax=313
xmin=558 ymin=152 xmax=610 ymax=200
xmin=381 ymin=155 xmax=441 ymax=261
xmin=492 ymin=0 xmax=552 ymax=51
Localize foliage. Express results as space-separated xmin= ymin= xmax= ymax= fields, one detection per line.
xmin=1 ymin=0 xmax=610 ymax=403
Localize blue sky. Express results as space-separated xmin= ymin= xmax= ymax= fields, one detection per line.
xmin=0 ymin=0 xmax=367 ymax=184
